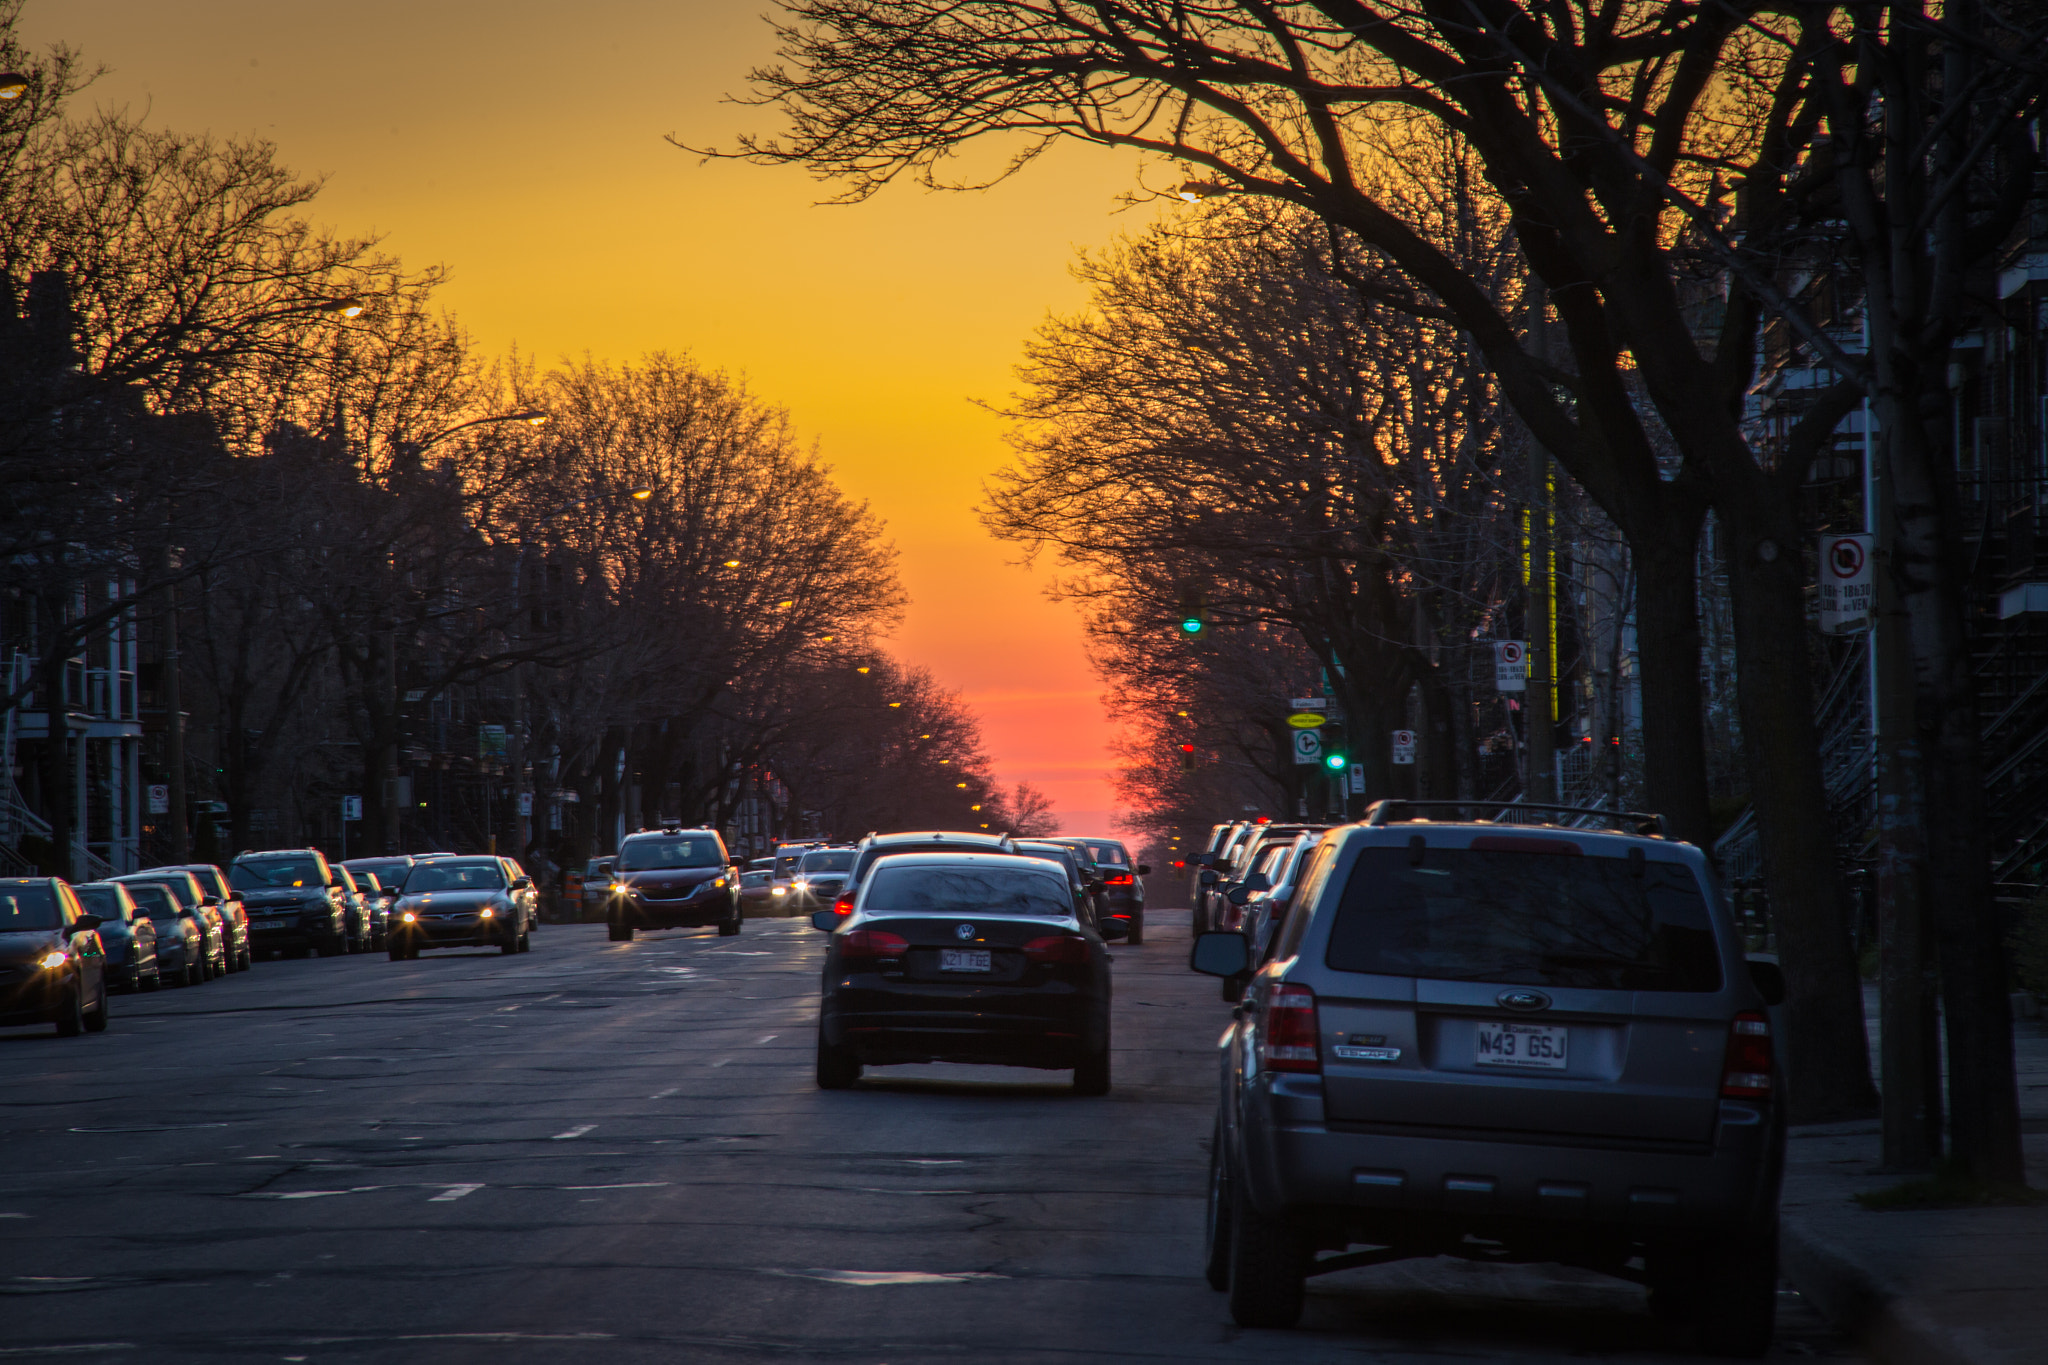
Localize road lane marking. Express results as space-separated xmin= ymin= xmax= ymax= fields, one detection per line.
xmin=550 ymin=1124 xmax=595 ymax=1140
xmin=558 ymin=1182 xmax=668 ymax=1190
xmin=247 ymin=1187 xmax=385 ymax=1200
xmin=768 ymin=1269 xmax=1007 ymax=1286
xmin=429 ymin=1184 xmax=483 ymax=1202
xmin=650 ymin=1086 xmax=679 ymax=1098
xmin=755 ymin=1034 xmax=777 ymax=1044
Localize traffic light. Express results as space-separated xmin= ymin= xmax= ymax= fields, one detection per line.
xmin=1175 ymin=585 xmax=1207 ymax=635
xmin=1323 ymin=751 xmax=1347 ymax=771
xmin=1179 ymin=743 xmax=1197 ymax=771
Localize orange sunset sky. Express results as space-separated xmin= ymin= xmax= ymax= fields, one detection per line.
xmin=22 ymin=0 xmax=1173 ymax=835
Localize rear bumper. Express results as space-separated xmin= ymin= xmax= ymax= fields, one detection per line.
xmin=823 ymin=980 xmax=1108 ymax=1065
xmin=1239 ymin=1080 xmax=1781 ymax=1240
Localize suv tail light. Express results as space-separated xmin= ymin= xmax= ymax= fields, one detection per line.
xmin=1102 ymin=872 xmax=1134 ymax=886
xmin=1023 ymin=934 xmax=1091 ymax=965
xmin=1721 ymin=1011 xmax=1774 ymax=1098
xmin=837 ymin=929 xmax=908 ymax=961
xmin=831 ymin=895 xmax=855 ymax=916
xmin=1259 ymin=983 xmax=1321 ymax=1073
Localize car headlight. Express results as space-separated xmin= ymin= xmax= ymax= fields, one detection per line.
xmin=791 ymin=878 xmax=807 ymax=891
xmin=713 ymin=877 xmax=727 ymax=890
xmin=38 ymin=950 xmax=68 ymax=970
xmin=770 ymin=886 xmax=786 ymax=897
xmin=401 ymin=911 xmax=417 ymax=923
xmin=479 ymin=907 xmax=494 ymax=919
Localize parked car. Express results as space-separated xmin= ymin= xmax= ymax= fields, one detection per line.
xmin=228 ymin=849 xmax=349 ymax=958
xmin=112 ymin=871 xmax=228 ymax=978
xmin=1189 ymin=801 xmax=1786 ymax=1354
xmin=604 ymin=830 xmax=741 ymax=940
xmin=808 ymin=851 xmax=1111 ymax=1093
xmin=1239 ymin=833 xmax=1321 ymax=965
xmin=1014 ymin=839 xmax=1108 ymax=935
xmin=1197 ymin=822 xmax=1322 ymax=936
xmin=0 ymin=878 xmax=111 ymax=1035
xmin=387 ymin=856 xmax=537 ymax=958
xmin=172 ymin=864 xmax=250 ymax=971
xmin=121 ymin=883 xmax=203 ymax=986
xmin=738 ymin=866 xmax=776 ymax=914
xmin=341 ymin=857 xmax=413 ymax=941
xmin=331 ymin=866 xmax=376 ymax=952
xmin=72 ymin=882 xmax=159 ymax=992
xmin=1049 ymin=836 xmax=1149 ymax=943
xmin=579 ymin=858 xmax=615 ymax=922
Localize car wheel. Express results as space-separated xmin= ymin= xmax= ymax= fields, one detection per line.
xmin=1126 ymin=913 xmax=1144 ymax=946
xmin=816 ymin=1028 xmax=861 ymax=1089
xmin=500 ymin=929 xmax=519 ymax=955
xmin=518 ymin=927 xmax=531 ymax=953
xmin=1204 ymin=1121 xmax=1232 ymax=1291
xmin=238 ymin=948 xmax=251 ymax=971
xmin=1227 ymin=1175 xmax=1307 ymax=1328
xmin=719 ymin=914 xmax=741 ymax=937
xmin=1072 ymin=1040 xmax=1111 ymax=1095
xmin=140 ymin=965 xmax=160 ymax=992
xmin=608 ymin=914 xmax=633 ymax=942
xmin=387 ymin=942 xmax=406 ymax=961
xmin=53 ymin=986 xmax=84 ymax=1037
xmin=286 ymin=946 xmax=309 ymax=960
xmin=1691 ymin=1229 xmax=1777 ymax=1357
xmin=84 ymin=982 xmax=109 ymax=1033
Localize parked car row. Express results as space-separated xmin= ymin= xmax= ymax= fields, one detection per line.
xmin=1181 ymin=800 xmax=1790 ymax=1356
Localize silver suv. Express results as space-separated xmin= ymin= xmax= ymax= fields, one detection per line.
xmin=1191 ymin=802 xmax=1786 ymax=1357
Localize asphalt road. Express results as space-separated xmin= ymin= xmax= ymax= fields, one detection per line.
xmin=1 ymin=910 xmax=1864 ymax=1363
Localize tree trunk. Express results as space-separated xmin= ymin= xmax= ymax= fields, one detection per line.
xmin=1630 ymin=531 xmax=1714 ymax=844
xmin=1718 ymin=479 xmax=1880 ymax=1122
xmin=40 ymin=592 xmax=74 ymax=880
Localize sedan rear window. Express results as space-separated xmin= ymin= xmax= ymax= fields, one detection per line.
xmin=863 ymin=866 xmax=1072 ymax=919
xmin=73 ymin=887 xmax=130 ymax=922
xmin=232 ymin=858 xmax=322 ymax=890
xmin=619 ymin=838 xmax=723 ymax=871
xmin=1324 ymin=847 xmax=1723 ymax=992
xmin=403 ymin=862 xmax=507 ymax=893
xmin=800 ymin=851 xmax=853 ymax=874
xmin=0 ymin=885 xmax=59 ymax=929
xmin=1077 ymin=842 xmax=1127 ymax=865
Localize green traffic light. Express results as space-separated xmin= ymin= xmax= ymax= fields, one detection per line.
xmin=1179 ymin=617 xmax=1204 ymax=634
xmin=1324 ymin=753 xmax=1347 ymax=770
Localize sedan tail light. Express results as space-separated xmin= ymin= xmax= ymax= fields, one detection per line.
xmin=1259 ymin=983 xmax=1321 ymax=1073
xmin=837 ymin=929 xmax=908 ymax=961
xmin=1022 ymin=934 xmax=1091 ymax=965
xmin=1721 ymin=1011 xmax=1774 ymax=1098
xmin=1102 ymin=872 xmax=1134 ymax=886
xmin=831 ymin=895 xmax=855 ymax=916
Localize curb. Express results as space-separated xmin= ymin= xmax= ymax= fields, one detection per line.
xmin=1780 ymin=1217 xmax=1974 ymax=1365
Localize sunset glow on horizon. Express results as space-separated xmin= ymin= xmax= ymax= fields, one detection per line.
xmin=23 ymin=0 xmax=1167 ymax=836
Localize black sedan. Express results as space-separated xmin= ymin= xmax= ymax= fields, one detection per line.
xmin=809 ymin=852 xmax=1111 ymax=1094
xmin=387 ymin=857 xmax=535 ymax=959
xmin=0 ymin=878 xmax=110 ymax=1036
xmin=122 ymin=884 xmax=205 ymax=986
xmin=604 ymin=829 xmax=742 ymax=940
xmin=72 ymin=882 xmax=160 ymax=992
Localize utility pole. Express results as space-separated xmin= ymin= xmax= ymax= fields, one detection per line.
xmin=380 ymin=626 xmax=401 ymax=854
xmin=1525 ymin=452 xmax=1557 ymax=803
xmin=1868 ymin=401 xmax=1941 ymax=1169
xmin=162 ymin=547 xmax=188 ymax=863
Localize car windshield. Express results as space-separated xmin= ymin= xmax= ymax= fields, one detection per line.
xmin=345 ymin=859 xmax=411 ymax=883
xmin=1018 ymin=846 xmax=1079 ymax=879
xmin=740 ymin=871 xmax=770 ymax=887
xmin=126 ymin=885 xmax=181 ymax=918
xmin=1324 ymin=847 xmax=1723 ymax=992
xmin=618 ymin=837 xmax=723 ymax=872
xmin=402 ymin=862 xmax=507 ymax=893
xmin=862 ymin=865 xmax=1073 ymax=918
xmin=1078 ymin=842 xmax=1127 ymax=865
xmin=129 ymin=874 xmax=196 ymax=908
xmin=73 ymin=887 xmax=128 ymax=922
xmin=799 ymin=851 xmax=853 ymax=874
xmin=0 ymin=885 xmax=60 ymax=930
xmin=231 ymin=858 xmax=323 ymax=890
xmin=775 ymin=852 xmax=810 ymax=877
xmin=584 ymin=860 xmax=611 ymax=877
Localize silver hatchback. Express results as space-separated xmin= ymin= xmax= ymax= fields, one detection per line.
xmin=1192 ymin=802 xmax=1786 ymax=1357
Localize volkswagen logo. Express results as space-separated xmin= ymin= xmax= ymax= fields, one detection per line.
xmin=955 ymin=923 xmax=976 ymax=941
xmin=1496 ymin=988 xmax=1552 ymax=1012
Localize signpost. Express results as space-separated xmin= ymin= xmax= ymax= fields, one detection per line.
xmin=147 ymin=784 xmax=169 ymax=815
xmin=1494 ymin=641 xmax=1526 ymax=692
xmin=341 ymin=795 xmax=362 ymax=860
xmin=1391 ymin=729 xmax=1417 ymax=765
xmin=478 ymin=724 xmax=508 ymax=761
xmin=1288 ymin=697 xmax=1327 ymax=711
xmin=1291 ymin=728 xmax=1323 ymax=766
xmin=1348 ymin=763 xmax=1365 ymax=795
xmin=1819 ymin=533 xmax=1875 ymax=634
xmin=1286 ymin=711 xmax=1326 ymax=729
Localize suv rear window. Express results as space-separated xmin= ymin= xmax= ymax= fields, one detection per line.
xmin=1324 ymin=847 xmax=1723 ymax=992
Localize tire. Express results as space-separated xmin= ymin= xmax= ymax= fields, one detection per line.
xmin=84 ymin=982 xmax=109 ymax=1033
xmin=140 ymin=964 xmax=160 ymax=992
xmin=1126 ymin=913 xmax=1144 ymax=946
xmin=718 ymin=915 xmax=741 ymax=937
xmin=53 ymin=986 xmax=84 ymax=1037
xmin=237 ymin=948 xmax=251 ymax=971
xmin=1072 ymin=1041 xmax=1111 ymax=1095
xmin=1203 ymin=1121 xmax=1232 ymax=1291
xmin=816 ymin=1027 xmax=861 ymax=1089
xmin=1691 ymin=1230 xmax=1778 ymax=1358
xmin=518 ymin=927 xmax=531 ymax=953
xmin=388 ymin=941 xmax=407 ymax=961
xmin=198 ymin=952 xmax=214 ymax=983
xmin=1227 ymin=1176 xmax=1307 ymax=1328
xmin=608 ymin=914 xmax=634 ymax=942
xmin=287 ymin=946 xmax=309 ymax=960
xmin=500 ymin=930 xmax=519 ymax=955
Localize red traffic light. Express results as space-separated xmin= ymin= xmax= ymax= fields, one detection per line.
xmin=1179 ymin=743 xmax=1195 ymax=752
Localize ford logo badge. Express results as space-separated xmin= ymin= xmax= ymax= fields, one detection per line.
xmin=955 ymin=923 xmax=976 ymax=941
xmin=1496 ymin=988 xmax=1551 ymax=1012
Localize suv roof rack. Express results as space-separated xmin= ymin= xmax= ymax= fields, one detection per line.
xmin=1361 ymin=800 xmax=1668 ymax=838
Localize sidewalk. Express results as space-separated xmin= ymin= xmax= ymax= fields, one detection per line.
xmin=1778 ymin=989 xmax=2048 ymax=1364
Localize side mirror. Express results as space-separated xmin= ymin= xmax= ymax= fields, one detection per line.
xmin=327 ymin=876 xmax=342 ymax=888
xmin=72 ymin=913 xmax=103 ymax=933
xmin=808 ymin=909 xmax=841 ymax=932
xmin=1747 ymin=958 xmax=1786 ymax=1007
xmin=1135 ymin=864 xmax=1151 ymax=876
xmin=1242 ymin=871 xmax=1271 ymax=893
xmin=201 ymin=894 xmax=220 ymax=906
xmin=511 ymin=876 xmax=532 ymax=890
xmin=1226 ymin=885 xmax=1252 ymax=906
xmin=1195 ymin=853 xmax=1214 ymax=868
xmin=1189 ymin=930 xmax=1251 ymax=978
xmin=1198 ymin=869 xmax=1221 ymax=887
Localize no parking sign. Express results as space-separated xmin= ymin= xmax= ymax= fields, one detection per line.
xmin=1494 ymin=640 xmax=1526 ymax=692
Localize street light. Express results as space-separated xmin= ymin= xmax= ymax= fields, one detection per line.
xmin=396 ymin=410 xmax=551 ymax=469
xmin=318 ymin=295 xmax=366 ymax=319
xmin=0 ymin=73 xmax=30 ymax=102
xmin=1175 ymin=179 xmax=1234 ymax=201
